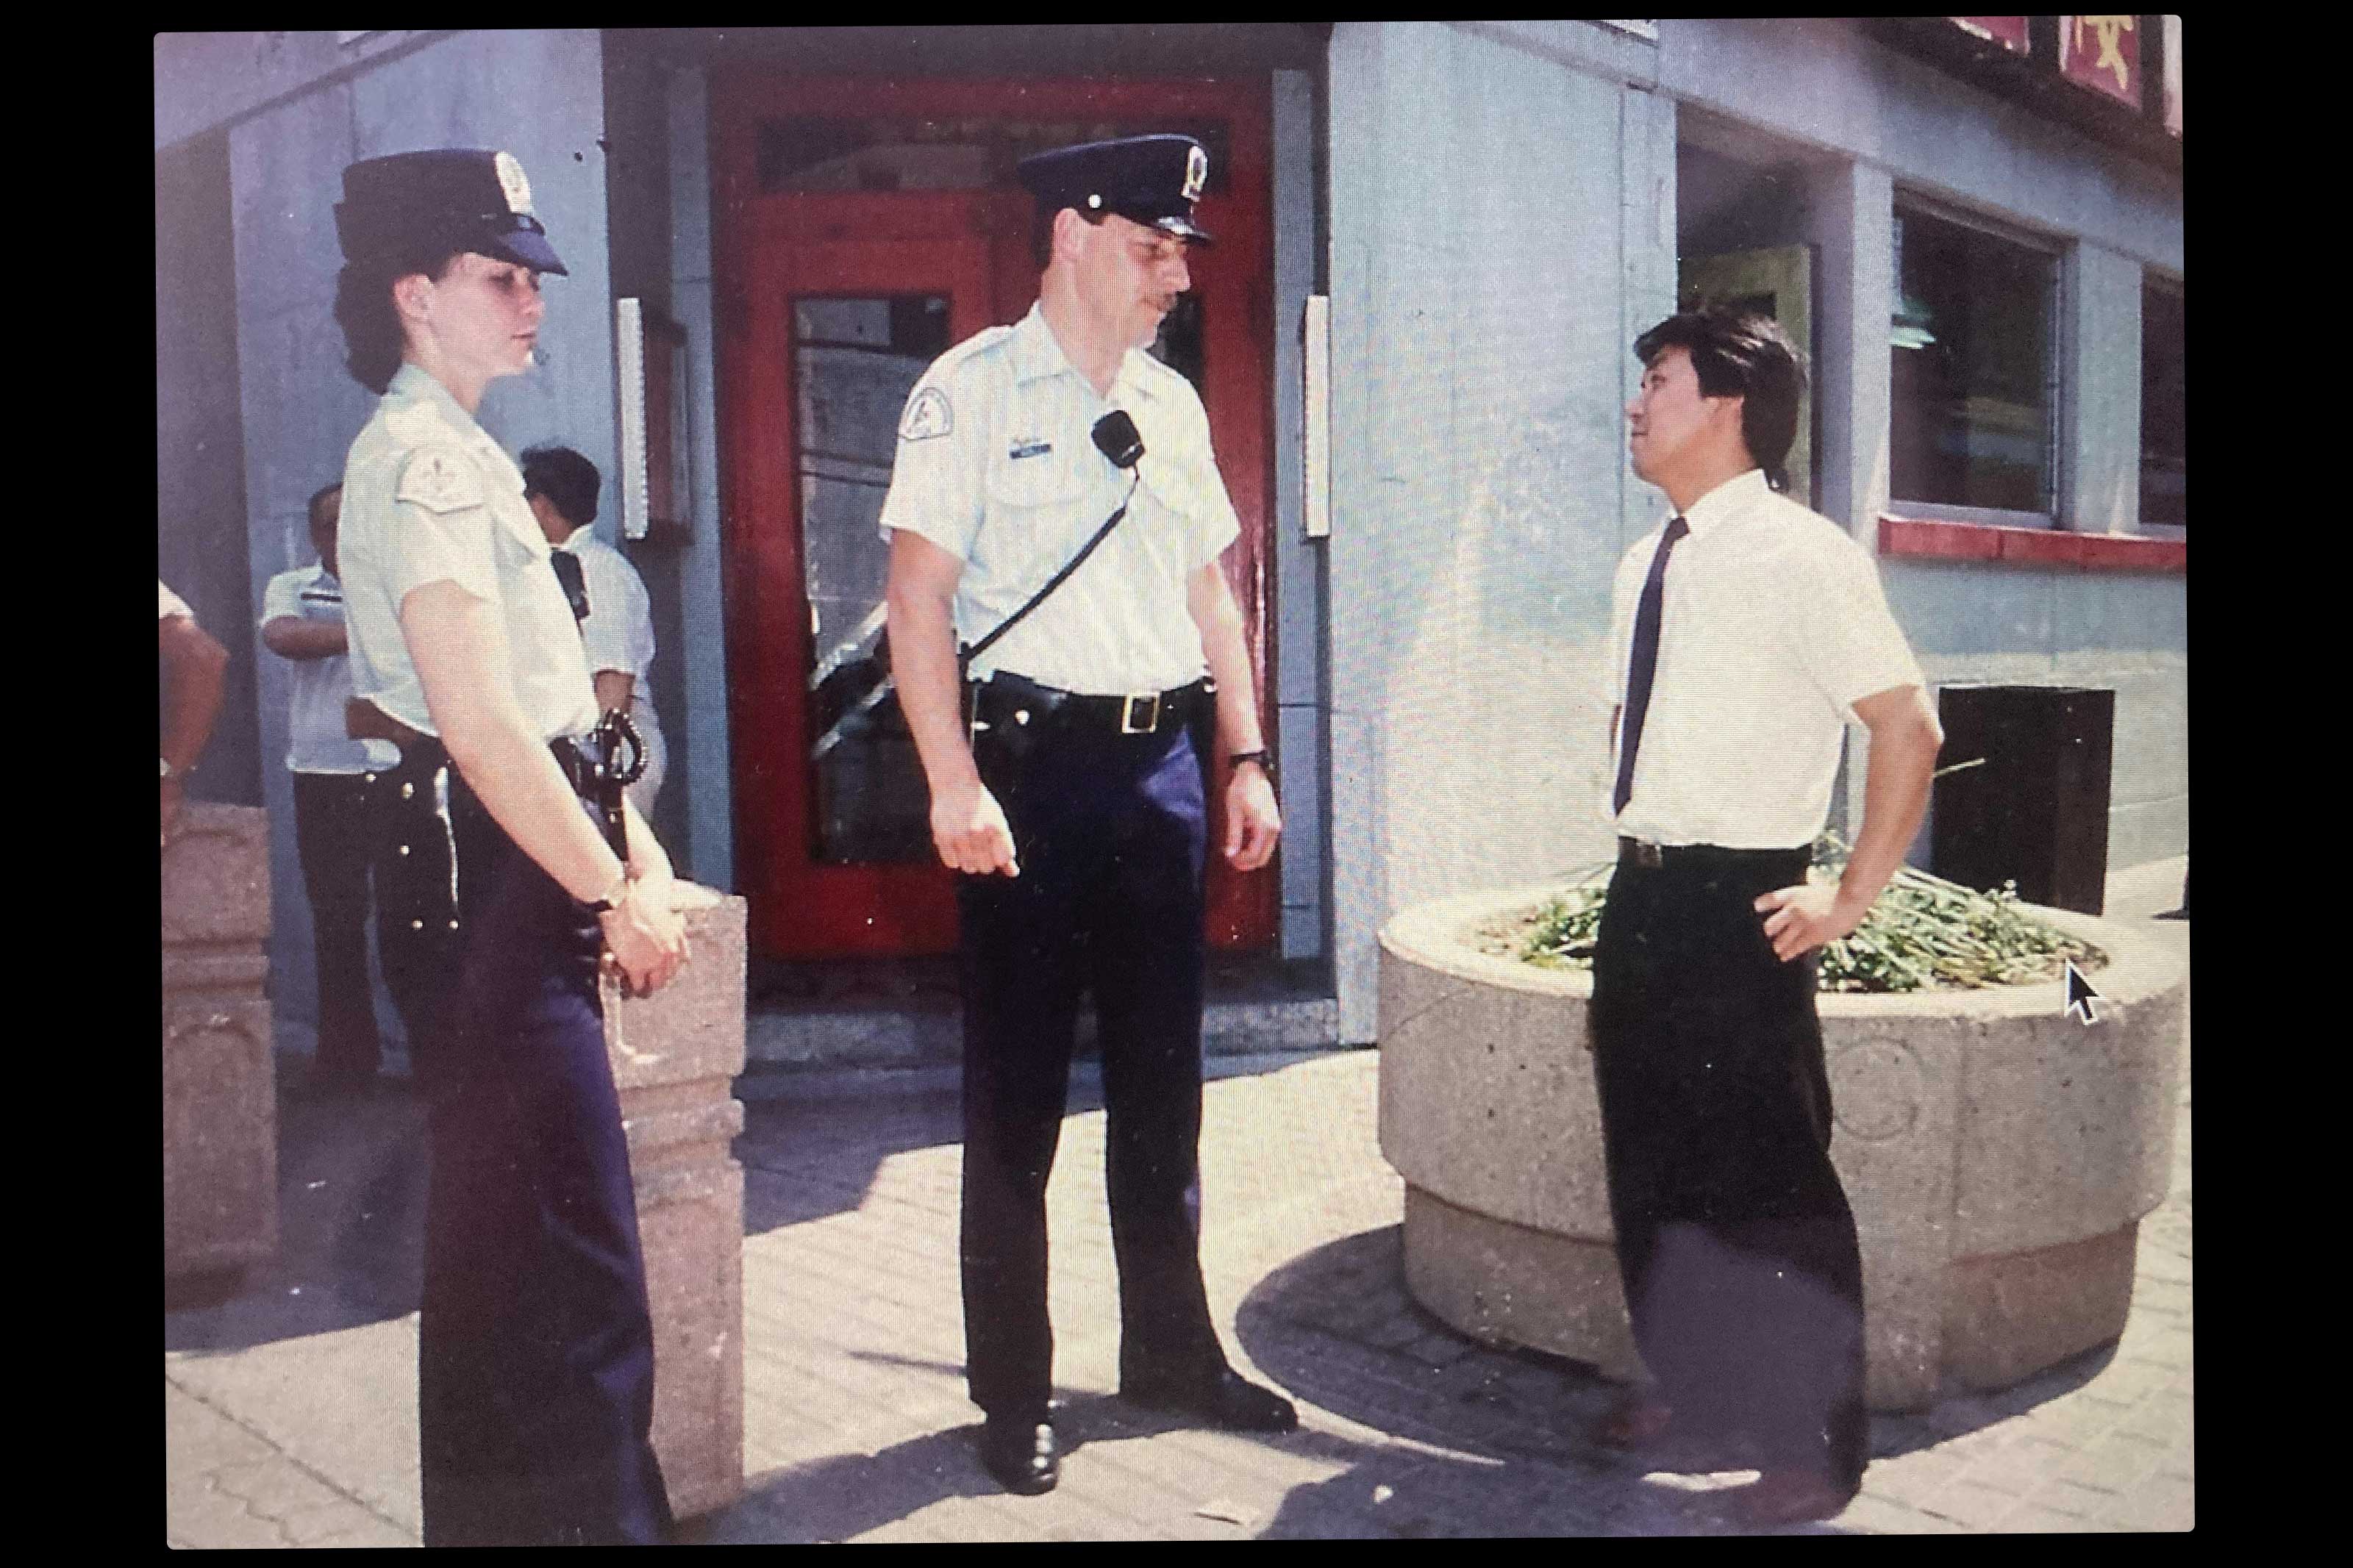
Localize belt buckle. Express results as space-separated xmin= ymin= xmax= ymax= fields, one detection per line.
xmin=1630 ymin=838 xmax=1664 ymax=870
xmin=1121 ymin=691 xmax=1160 ymax=734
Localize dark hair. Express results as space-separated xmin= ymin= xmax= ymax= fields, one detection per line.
xmin=307 ymin=482 xmax=343 ymax=536
xmin=332 ymin=247 xmax=461 ymax=394
xmin=1632 ymin=309 xmax=1807 ymax=490
xmin=1030 ymin=201 xmax=1107 ymax=271
xmin=520 ymin=443 xmax=601 ymax=530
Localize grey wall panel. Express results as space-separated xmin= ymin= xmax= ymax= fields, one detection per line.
xmin=1327 ymin=21 xmax=1666 ymax=1042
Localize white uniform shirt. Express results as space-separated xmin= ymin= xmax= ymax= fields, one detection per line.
xmin=877 ymin=302 xmax=1241 ymax=695
xmin=160 ymin=581 xmax=192 ymax=621
xmin=260 ymin=565 xmax=399 ymax=775
xmin=554 ymin=529 xmax=661 ymax=736
xmin=1606 ymin=468 xmax=1926 ymax=849
xmin=338 ymin=364 xmax=599 ymax=742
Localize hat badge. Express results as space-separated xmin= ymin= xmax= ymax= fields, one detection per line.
xmin=1182 ymin=144 xmax=1208 ymax=202
xmin=493 ymin=151 xmax=534 ymax=216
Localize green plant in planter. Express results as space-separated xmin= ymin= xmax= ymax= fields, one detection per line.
xmin=1515 ymin=836 xmax=2104 ymax=994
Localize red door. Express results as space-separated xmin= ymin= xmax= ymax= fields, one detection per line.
xmin=716 ymin=74 xmax=1277 ymax=960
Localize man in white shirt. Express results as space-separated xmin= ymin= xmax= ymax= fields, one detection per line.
xmin=1590 ymin=310 xmax=1943 ymax=1525
xmin=521 ymin=445 xmax=665 ymax=814
xmin=882 ymin=134 xmax=1291 ymax=1497
xmin=261 ymin=482 xmax=457 ymax=1095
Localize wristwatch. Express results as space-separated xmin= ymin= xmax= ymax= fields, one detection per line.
xmin=586 ymin=870 xmax=630 ymax=914
xmin=1228 ymin=748 xmax=1276 ymax=784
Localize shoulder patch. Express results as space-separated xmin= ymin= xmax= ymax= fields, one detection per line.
xmin=395 ymin=447 xmax=486 ymax=515
xmin=900 ymin=386 xmax=954 ymax=443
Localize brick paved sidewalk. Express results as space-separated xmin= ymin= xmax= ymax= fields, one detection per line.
xmin=165 ymin=898 xmax=2190 ymax=1541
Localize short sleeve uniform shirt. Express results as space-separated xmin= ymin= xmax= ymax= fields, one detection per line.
xmin=260 ymin=564 xmax=399 ymax=775
xmin=1605 ymin=469 xmax=1925 ymax=849
xmin=337 ymin=365 xmax=599 ymax=742
xmin=877 ymin=303 xmax=1240 ymax=695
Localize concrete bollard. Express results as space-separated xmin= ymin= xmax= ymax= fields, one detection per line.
xmin=600 ymin=884 xmax=748 ymax=1523
xmin=163 ymin=803 xmax=278 ymax=1279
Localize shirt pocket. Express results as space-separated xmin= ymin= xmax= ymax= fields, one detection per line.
xmin=982 ymin=445 xmax=1094 ymax=569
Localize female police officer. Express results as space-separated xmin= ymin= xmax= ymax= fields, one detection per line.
xmin=327 ymin=148 xmax=688 ymax=1546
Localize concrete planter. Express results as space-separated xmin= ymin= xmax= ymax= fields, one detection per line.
xmin=163 ymin=803 xmax=277 ymax=1280
xmin=601 ymin=885 xmax=749 ymax=1522
xmin=1378 ymin=883 xmax=2187 ymax=1411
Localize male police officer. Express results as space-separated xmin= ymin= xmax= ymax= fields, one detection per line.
xmin=881 ymin=134 xmax=1295 ymax=1496
xmin=1593 ymin=309 xmax=1942 ymax=1526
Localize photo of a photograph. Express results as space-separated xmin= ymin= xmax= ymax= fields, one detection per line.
xmin=160 ymin=22 xmax=2186 ymax=1542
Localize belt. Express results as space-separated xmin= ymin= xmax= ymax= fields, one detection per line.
xmin=1616 ymin=835 xmax=1810 ymax=871
xmin=971 ymin=671 xmax=1212 ymax=737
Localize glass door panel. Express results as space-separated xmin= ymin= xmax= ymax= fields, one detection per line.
xmin=793 ymin=295 xmax=951 ymax=865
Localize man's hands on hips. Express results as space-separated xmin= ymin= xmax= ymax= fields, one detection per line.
xmin=1754 ymin=881 xmax=1869 ymax=962
xmin=1224 ymin=765 xmax=1281 ymax=871
xmin=932 ymin=776 xmax=1020 ymax=877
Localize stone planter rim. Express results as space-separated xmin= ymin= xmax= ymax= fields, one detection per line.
xmin=1379 ymin=878 xmax=2179 ymax=1020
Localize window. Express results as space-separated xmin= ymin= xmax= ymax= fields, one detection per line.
xmin=1889 ymin=204 xmax=2059 ymax=519
xmin=2140 ymin=280 xmax=2185 ymax=528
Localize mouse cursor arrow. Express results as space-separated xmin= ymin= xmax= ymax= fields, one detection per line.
xmin=2063 ymin=959 xmax=2107 ymax=1025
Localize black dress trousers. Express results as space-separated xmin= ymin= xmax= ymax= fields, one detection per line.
xmin=1589 ymin=847 xmax=1868 ymax=1492
xmin=955 ymin=711 xmax=1228 ymax=1420
xmin=289 ymin=747 xmax=454 ymax=1078
xmin=414 ymin=775 xmax=671 ymax=1547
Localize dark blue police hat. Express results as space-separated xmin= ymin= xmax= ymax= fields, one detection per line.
xmin=1015 ymin=134 xmax=1214 ymax=245
xmin=335 ymin=149 xmax=568 ymax=276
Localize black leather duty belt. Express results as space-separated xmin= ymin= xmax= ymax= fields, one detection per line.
xmin=1616 ymin=836 xmax=1811 ymax=872
xmin=970 ymin=672 xmax=1213 ymax=738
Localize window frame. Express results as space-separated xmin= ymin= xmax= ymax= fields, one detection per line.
xmin=1888 ymin=190 xmax=2067 ymax=531
xmin=2135 ymin=269 xmax=2185 ymax=538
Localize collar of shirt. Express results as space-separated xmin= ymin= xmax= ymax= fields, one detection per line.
xmin=384 ymin=362 xmax=528 ymax=494
xmin=1677 ymin=466 xmax=1771 ymax=539
xmin=1005 ymin=301 xmax=1163 ymax=408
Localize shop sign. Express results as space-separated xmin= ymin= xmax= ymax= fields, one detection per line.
xmin=2060 ymin=15 xmax=2141 ymax=107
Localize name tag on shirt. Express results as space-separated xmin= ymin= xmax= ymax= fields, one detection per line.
xmin=1007 ymin=438 xmax=1053 ymax=462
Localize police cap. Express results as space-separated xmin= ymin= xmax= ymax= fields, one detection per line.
xmin=1015 ymin=134 xmax=1213 ymax=245
xmin=335 ymin=149 xmax=568 ymax=276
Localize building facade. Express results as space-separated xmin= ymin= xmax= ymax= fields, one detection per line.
xmin=154 ymin=21 xmax=2185 ymax=1052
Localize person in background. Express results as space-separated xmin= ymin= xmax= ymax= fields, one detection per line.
xmin=523 ymin=444 xmax=665 ymax=815
xmin=160 ymin=580 xmax=228 ymax=846
xmin=261 ymin=482 xmax=457 ymax=1096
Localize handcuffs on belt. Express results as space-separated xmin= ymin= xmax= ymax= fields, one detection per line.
xmin=579 ymin=707 xmax=649 ymax=859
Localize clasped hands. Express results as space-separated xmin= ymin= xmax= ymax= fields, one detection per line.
xmin=599 ymin=869 xmax=691 ymax=998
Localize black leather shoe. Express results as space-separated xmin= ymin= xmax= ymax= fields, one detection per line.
xmin=1123 ymin=1367 xmax=1299 ymax=1432
xmin=977 ymin=1412 xmax=1059 ymax=1495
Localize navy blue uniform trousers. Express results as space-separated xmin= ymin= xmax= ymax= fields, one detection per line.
xmin=414 ymin=771 xmax=671 ymax=1546
xmin=1589 ymin=845 xmax=1868 ymax=1492
xmin=955 ymin=710 xmax=1228 ymax=1419
xmin=290 ymin=750 xmax=454 ymax=1077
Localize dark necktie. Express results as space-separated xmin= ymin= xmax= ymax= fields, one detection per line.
xmin=1613 ymin=515 xmax=1689 ymax=817
xmin=550 ymin=549 xmax=590 ymax=626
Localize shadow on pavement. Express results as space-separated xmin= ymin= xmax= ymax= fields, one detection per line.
xmin=164 ymin=1070 xmax=429 ymax=1356
xmin=1227 ymin=1222 xmax=2130 ymax=1536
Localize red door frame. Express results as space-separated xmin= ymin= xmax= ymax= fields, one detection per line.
xmin=714 ymin=71 xmax=1278 ymax=959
